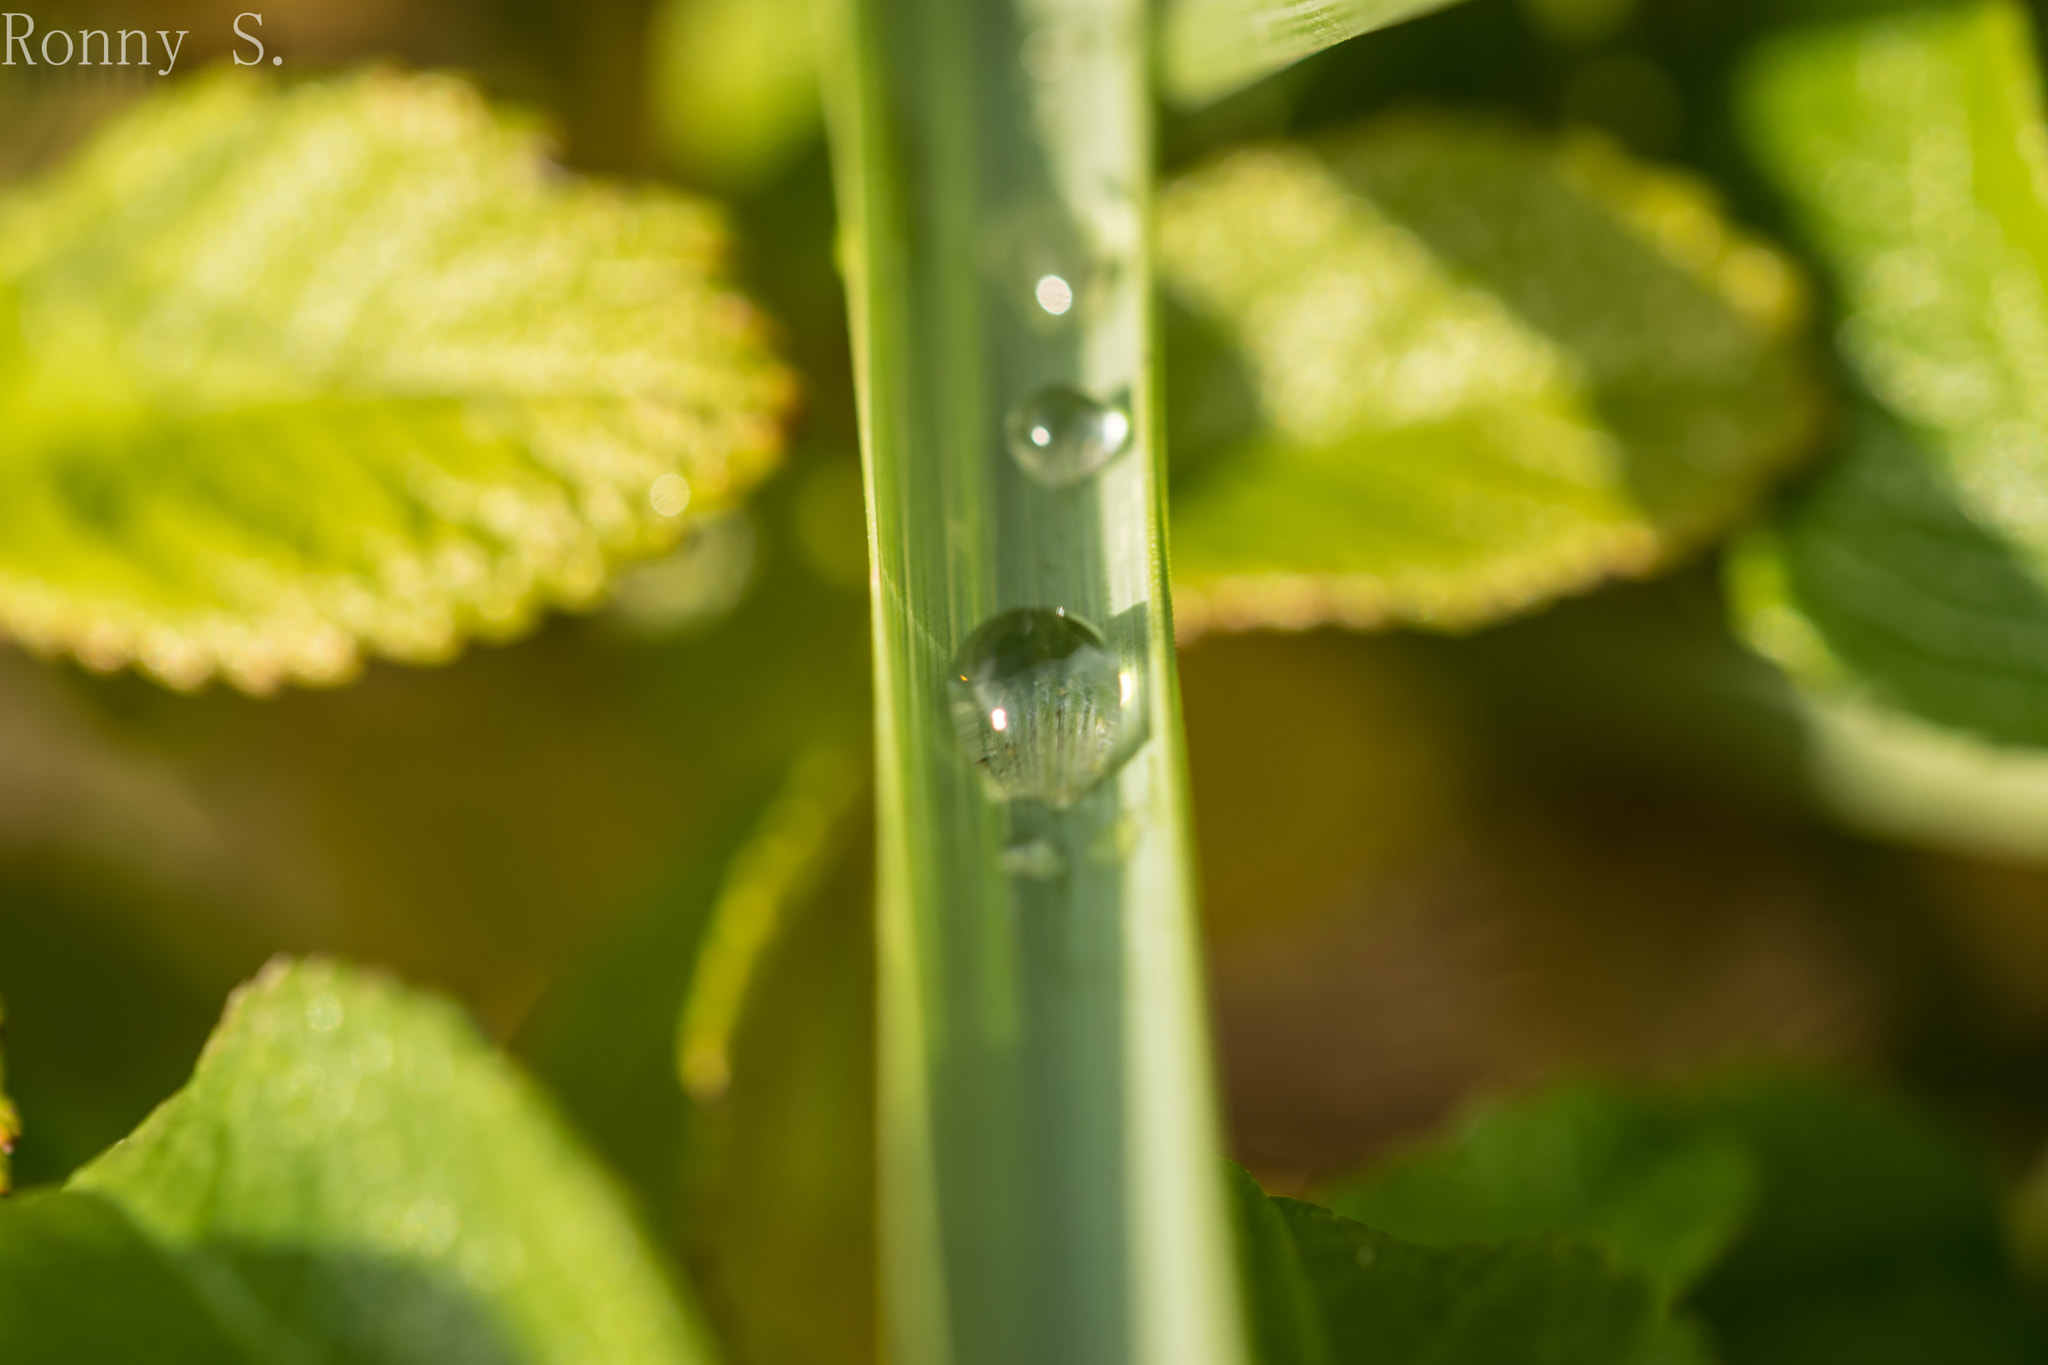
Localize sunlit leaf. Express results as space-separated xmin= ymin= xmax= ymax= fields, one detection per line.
xmin=1228 ymin=1165 xmax=1683 ymax=1365
xmin=42 ymin=957 xmax=716 ymax=1364
xmin=1157 ymin=0 xmax=1471 ymax=107
xmin=1159 ymin=115 xmax=1822 ymax=637
xmin=0 ymin=69 xmax=793 ymax=694
xmin=1731 ymin=0 xmax=2048 ymax=846
xmin=1322 ymin=1083 xmax=1755 ymax=1303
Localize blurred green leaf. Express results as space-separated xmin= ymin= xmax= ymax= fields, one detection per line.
xmin=0 ymin=68 xmax=792 ymax=694
xmin=1322 ymin=1083 xmax=1755 ymax=1302
xmin=1291 ymin=1072 xmax=2045 ymax=1364
xmin=1686 ymin=1072 xmax=2043 ymax=1365
xmin=1731 ymin=0 xmax=2048 ymax=852
xmin=0 ymin=1190 xmax=248 ymax=1362
xmin=48 ymin=957 xmax=715 ymax=1365
xmin=1157 ymin=0 xmax=1472 ymax=107
xmin=1159 ymin=116 xmax=1822 ymax=636
xmin=1229 ymin=1165 xmax=1686 ymax=1365
xmin=652 ymin=0 xmax=821 ymax=189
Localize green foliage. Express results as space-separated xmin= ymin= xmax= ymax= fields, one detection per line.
xmin=1323 ymin=1083 xmax=1754 ymax=1302
xmin=1159 ymin=115 xmax=1822 ymax=636
xmin=0 ymin=957 xmax=715 ymax=1364
xmin=0 ymin=68 xmax=792 ymax=694
xmin=1228 ymin=1165 xmax=1689 ymax=1365
xmin=1727 ymin=0 xmax=2048 ymax=852
xmin=1302 ymin=1073 xmax=2046 ymax=1365
xmin=1157 ymin=0 xmax=1474 ymax=106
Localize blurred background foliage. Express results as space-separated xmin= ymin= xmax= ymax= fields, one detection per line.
xmin=14 ymin=0 xmax=2048 ymax=1362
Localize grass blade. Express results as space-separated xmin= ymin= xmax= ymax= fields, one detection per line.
xmin=812 ymin=0 xmax=1247 ymax=1360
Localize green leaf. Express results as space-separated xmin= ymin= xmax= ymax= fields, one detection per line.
xmin=1158 ymin=116 xmax=1822 ymax=636
xmin=1228 ymin=1165 xmax=1682 ymax=1365
xmin=1686 ymin=1072 xmax=2043 ymax=1365
xmin=1321 ymin=1083 xmax=1755 ymax=1302
xmin=0 ymin=1191 xmax=249 ymax=1362
xmin=0 ymin=69 xmax=792 ymax=694
xmin=1730 ymin=0 xmax=2048 ymax=843
xmin=39 ymin=957 xmax=715 ymax=1365
xmin=1157 ymin=0 xmax=1472 ymax=107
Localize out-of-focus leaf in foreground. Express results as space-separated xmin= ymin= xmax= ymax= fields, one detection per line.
xmin=1228 ymin=1165 xmax=1688 ymax=1365
xmin=0 ymin=957 xmax=715 ymax=1364
xmin=1159 ymin=117 xmax=1822 ymax=637
xmin=1730 ymin=1 xmax=2048 ymax=857
xmin=1322 ymin=1083 xmax=1755 ymax=1303
xmin=0 ymin=69 xmax=792 ymax=694
xmin=1157 ymin=0 xmax=1473 ymax=107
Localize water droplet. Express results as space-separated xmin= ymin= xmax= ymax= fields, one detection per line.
xmin=1006 ymin=388 xmax=1132 ymax=487
xmin=1034 ymin=273 xmax=1074 ymax=315
xmin=950 ymin=608 xmax=1128 ymax=806
xmin=1000 ymin=839 xmax=1068 ymax=880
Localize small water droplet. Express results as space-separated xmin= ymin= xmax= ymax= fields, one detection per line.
xmin=1034 ymin=273 xmax=1074 ymax=315
xmin=950 ymin=608 xmax=1128 ymax=807
xmin=1006 ymin=388 xmax=1132 ymax=487
xmin=1356 ymin=1245 xmax=1377 ymax=1268
xmin=1000 ymin=839 xmax=1068 ymax=880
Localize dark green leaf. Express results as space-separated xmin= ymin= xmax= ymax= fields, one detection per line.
xmin=0 ymin=1190 xmax=249 ymax=1363
xmin=1322 ymin=1082 xmax=1755 ymax=1302
xmin=1230 ymin=1165 xmax=1680 ymax=1365
xmin=1684 ymin=1072 xmax=2043 ymax=1365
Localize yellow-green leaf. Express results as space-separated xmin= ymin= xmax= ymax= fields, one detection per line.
xmin=57 ymin=957 xmax=715 ymax=1364
xmin=1159 ymin=116 xmax=1822 ymax=637
xmin=0 ymin=69 xmax=793 ymax=694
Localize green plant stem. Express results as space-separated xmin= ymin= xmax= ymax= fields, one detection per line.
xmin=813 ymin=0 xmax=1247 ymax=1361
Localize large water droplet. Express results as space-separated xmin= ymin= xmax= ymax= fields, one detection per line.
xmin=950 ymin=608 xmax=1128 ymax=807
xmin=1006 ymin=387 xmax=1132 ymax=487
